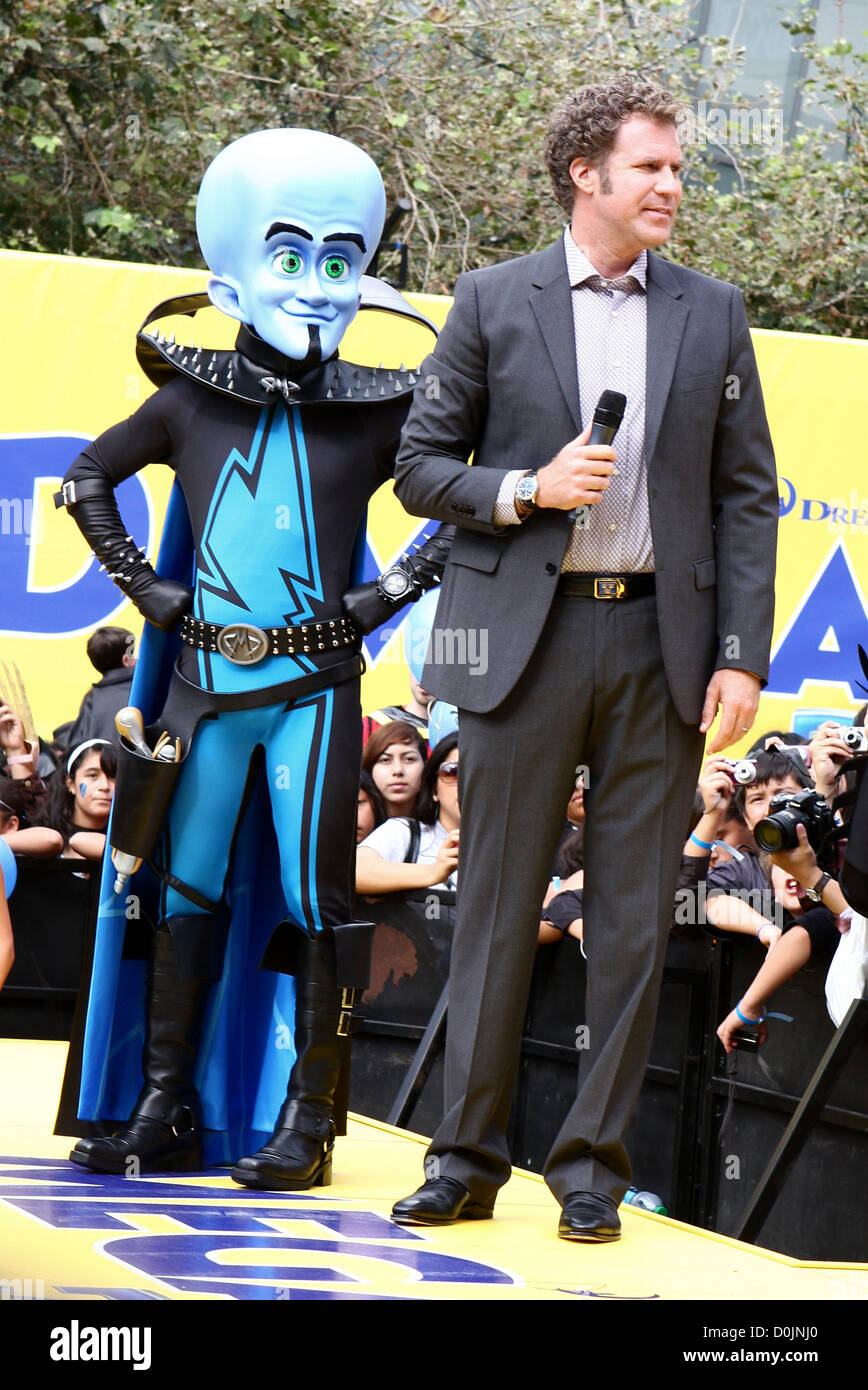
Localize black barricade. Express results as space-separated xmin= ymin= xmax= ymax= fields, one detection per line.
xmin=348 ymin=892 xmax=868 ymax=1261
xmin=1 ymin=857 xmax=100 ymax=1039
xmin=702 ymin=935 xmax=868 ymax=1262
xmin=4 ymin=871 xmax=866 ymax=1259
xmin=349 ymin=890 xmax=455 ymax=1136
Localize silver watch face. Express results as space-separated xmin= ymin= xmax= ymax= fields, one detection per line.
xmin=381 ymin=568 xmax=411 ymax=598
xmin=516 ymin=475 xmax=538 ymax=508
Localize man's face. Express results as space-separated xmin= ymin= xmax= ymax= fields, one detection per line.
xmin=571 ymin=114 xmax=683 ymax=258
xmin=742 ymin=775 xmax=804 ymax=832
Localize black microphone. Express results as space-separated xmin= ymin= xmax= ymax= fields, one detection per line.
xmin=569 ymin=389 xmax=627 ymax=523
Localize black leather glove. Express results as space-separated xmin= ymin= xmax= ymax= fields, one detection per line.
xmin=58 ymin=478 xmax=193 ymax=632
xmin=342 ymin=524 xmax=456 ymax=635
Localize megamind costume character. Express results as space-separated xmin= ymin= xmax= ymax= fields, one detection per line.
xmin=57 ymin=129 xmax=448 ymax=1186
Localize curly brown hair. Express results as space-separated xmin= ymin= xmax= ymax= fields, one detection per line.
xmin=544 ymin=73 xmax=683 ymax=215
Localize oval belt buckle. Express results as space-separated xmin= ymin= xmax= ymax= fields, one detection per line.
xmin=216 ymin=622 xmax=269 ymax=664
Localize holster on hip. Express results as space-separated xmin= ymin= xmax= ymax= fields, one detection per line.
xmin=109 ymin=735 xmax=187 ymax=867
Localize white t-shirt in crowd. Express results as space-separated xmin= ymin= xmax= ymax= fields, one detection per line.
xmin=358 ymin=817 xmax=457 ymax=890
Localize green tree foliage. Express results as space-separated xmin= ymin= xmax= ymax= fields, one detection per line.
xmin=2 ymin=0 xmax=866 ymax=334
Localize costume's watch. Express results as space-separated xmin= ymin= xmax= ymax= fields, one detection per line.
xmin=514 ymin=470 xmax=539 ymax=519
xmin=804 ymin=872 xmax=831 ymax=904
xmin=376 ymin=564 xmax=416 ymax=603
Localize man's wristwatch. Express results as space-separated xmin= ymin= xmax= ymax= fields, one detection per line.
xmin=804 ymin=872 xmax=832 ymax=904
xmin=514 ymin=470 xmax=539 ymax=520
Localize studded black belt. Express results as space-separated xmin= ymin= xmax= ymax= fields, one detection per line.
xmin=180 ymin=613 xmax=357 ymax=665
xmin=557 ymin=573 xmax=656 ymax=600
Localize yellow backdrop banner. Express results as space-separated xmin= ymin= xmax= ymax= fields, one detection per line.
xmin=1 ymin=249 xmax=866 ymax=752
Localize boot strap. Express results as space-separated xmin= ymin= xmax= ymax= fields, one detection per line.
xmin=277 ymin=1101 xmax=336 ymax=1143
xmin=133 ymin=1086 xmax=199 ymax=1132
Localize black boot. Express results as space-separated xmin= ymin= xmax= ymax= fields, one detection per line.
xmin=231 ymin=931 xmax=349 ymax=1191
xmin=69 ymin=921 xmax=209 ymax=1174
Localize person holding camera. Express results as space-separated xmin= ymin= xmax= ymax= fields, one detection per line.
xmin=681 ymin=747 xmax=850 ymax=1050
xmin=680 ymin=747 xmax=836 ymax=949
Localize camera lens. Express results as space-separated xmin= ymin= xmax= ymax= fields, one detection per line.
xmin=756 ymin=817 xmax=784 ymax=850
xmin=754 ymin=815 xmax=790 ymax=854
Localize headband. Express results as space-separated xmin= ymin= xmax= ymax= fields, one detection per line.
xmin=66 ymin=738 xmax=112 ymax=775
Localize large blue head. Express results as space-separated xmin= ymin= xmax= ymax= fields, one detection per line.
xmin=196 ymin=129 xmax=387 ymax=364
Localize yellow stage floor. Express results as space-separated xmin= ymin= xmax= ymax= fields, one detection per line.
xmin=2 ymin=1039 xmax=866 ymax=1303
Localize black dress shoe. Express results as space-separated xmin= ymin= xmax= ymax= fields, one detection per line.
xmin=558 ymin=1191 xmax=622 ymax=1242
xmin=391 ymin=1176 xmax=494 ymax=1226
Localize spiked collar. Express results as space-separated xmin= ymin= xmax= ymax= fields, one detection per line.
xmin=136 ymin=278 xmax=437 ymax=408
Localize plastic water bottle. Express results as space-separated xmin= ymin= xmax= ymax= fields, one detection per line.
xmin=621 ymin=1186 xmax=668 ymax=1215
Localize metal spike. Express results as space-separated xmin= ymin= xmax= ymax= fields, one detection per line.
xmin=386 ymin=369 xmax=394 ymax=380
xmin=194 ymin=364 xmax=202 ymax=374
xmin=167 ymin=343 xmax=177 ymax=355
xmin=394 ymin=379 xmax=402 ymax=391
xmin=379 ymin=384 xmax=386 ymax=396
xmin=210 ymin=372 xmax=219 ymax=383
xmin=399 ymin=363 xmax=405 ymax=372
xmin=408 ymin=372 xmax=417 ymax=385
xmin=364 ymin=388 xmax=371 ymax=398
xmin=192 ymin=348 xmax=201 ymax=364
xmin=326 ymin=388 xmax=334 ymax=399
xmin=345 ymin=387 xmax=353 ymax=398
xmin=209 ymin=353 xmax=217 ymax=368
xmin=167 ymin=333 xmax=175 ymax=346
xmin=378 ymin=361 xmax=384 ymax=369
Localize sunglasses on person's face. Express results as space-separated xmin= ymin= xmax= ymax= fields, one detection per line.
xmin=438 ymin=761 xmax=459 ymax=779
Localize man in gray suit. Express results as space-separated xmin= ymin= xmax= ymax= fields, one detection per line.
xmin=390 ymin=74 xmax=779 ymax=1240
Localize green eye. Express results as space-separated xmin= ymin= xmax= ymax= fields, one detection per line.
xmin=324 ymin=255 xmax=349 ymax=280
xmin=274 ymin=249 xmax=302 ymax=275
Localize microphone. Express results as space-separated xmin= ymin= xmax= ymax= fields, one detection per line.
xmin=569 ymin=390 xmax=627 ymax=523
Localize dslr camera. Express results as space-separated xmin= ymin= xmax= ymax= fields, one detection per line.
xmin=753 ymin=788 xmax=835 ymax=856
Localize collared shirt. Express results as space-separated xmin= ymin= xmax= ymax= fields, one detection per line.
xmin=494 ymin=227 xmax=654 ymax=574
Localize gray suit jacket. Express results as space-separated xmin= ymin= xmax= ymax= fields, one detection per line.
xmin=393 ymin=237 xmax=779 ymax=722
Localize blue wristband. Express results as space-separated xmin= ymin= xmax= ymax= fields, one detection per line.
xmin=690 ymin=832 xmax=713 ymax=851
xmin=735 ymin=1001 xmax=767 ymax=1025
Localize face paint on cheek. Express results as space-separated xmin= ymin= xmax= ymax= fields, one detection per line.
xmin=79 ymin=783 xmax=89 ymax=799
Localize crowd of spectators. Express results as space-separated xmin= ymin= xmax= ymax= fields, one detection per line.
xmin=357 ymin=690 xmax=865 ymax=1067
xmin=1 ymin=631 xmax=865 ymax=1070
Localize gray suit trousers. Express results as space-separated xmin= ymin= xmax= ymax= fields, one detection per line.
xmin=426 ymin=590 xmax=705 ymax=1205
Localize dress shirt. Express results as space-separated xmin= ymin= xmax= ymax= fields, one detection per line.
xmin=494 ymin=227 xmax=655 ymax=574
